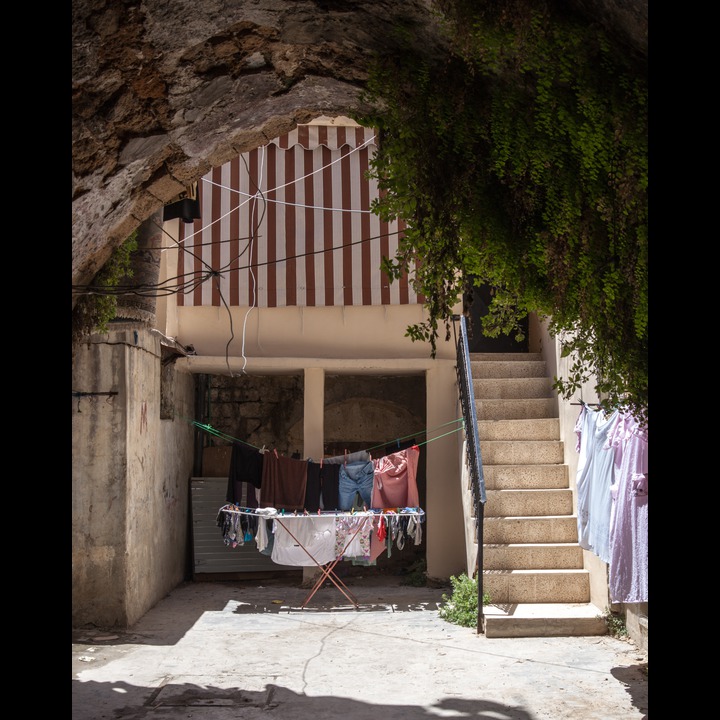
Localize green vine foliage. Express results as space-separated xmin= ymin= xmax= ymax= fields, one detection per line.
xmin=72 ymin=230 xmax=139 ymax=343
xmin=355 ymin=0 xmax=647 ymax=423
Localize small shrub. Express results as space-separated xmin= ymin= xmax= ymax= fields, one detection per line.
xmin=601 ymin=607 xmax=628 ymax=638
xmin=438 ymin=572 xmax=491 ymax=627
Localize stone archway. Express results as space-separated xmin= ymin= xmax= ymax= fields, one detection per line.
xmin=72 ymin=0 xmax=647 ymax=303
xmin=71 ymin=0 xmax=449 ymax=301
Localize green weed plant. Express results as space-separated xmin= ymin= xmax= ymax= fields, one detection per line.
xmin=438 ymin=572 xmax=491 ymax=628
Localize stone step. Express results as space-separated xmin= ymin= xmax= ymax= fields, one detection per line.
xmin=467 ymin=352 xmax=600 ymax=639
xmin=475 ymin=398 xmax=557 ymax=420
xmin=483 ymin=542 xmax=583 ymax=570
xmin=482 ymin=603 xmax=607 ymax=638
xmin=483 ymin=464 xmax=568 ymax=490
xmin=480 ymin=440 xmax=565 ymax=465
xmin=482 ymin=568 xmax=590 ymax=604
xmin=483 ymin=516 xmax=579 ymax=544
xmin=470 ymin=352 xmax=543 ymax=362
xmin=471 ymin=360 xmax=547 ymax=379
xmin=473 ymin=377 xmax=554 ymax=399
xmin=477 ymin=418 xmax=560 ymax=441
xmin=485 ymin=488 xmax=574 ymax=517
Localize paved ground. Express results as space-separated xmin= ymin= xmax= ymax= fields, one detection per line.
xmin=72 ymin=576 xmax=648 ymax=719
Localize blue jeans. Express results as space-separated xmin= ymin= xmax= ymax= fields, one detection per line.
xmin=338 ymin=460 xmax=374 ymax=510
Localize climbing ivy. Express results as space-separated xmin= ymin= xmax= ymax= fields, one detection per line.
xmin=72 ymin=230 xmax=139 ymax=342
xmin=355 ymin=0 xmax=647 ymax=422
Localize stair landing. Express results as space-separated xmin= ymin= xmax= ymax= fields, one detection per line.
xmin=482 ymin=602 xmax=607 ymax=638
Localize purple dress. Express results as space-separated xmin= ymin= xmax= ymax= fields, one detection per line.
xmin=606 ymin=413 xmax=648 ymax=603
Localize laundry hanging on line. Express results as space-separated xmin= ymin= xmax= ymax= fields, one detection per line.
xmin=574 ymin=403 xmax=648 ymax=604
xmin=226 ymin=443 xmax=421 ymax=514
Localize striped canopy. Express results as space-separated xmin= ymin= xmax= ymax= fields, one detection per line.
xmin=176 ymin=124 xmax=422 ymax=308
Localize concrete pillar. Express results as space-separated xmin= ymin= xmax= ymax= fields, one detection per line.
xmin=425 ymin=363 xmax=467 ymax=580
xmin=302 ymin=367 xmax=325 ymax=585
xmin=303 ymin=368 xmax=325 ymax=460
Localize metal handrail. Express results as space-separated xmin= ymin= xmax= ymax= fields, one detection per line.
xmin=453 ymin=315 xmax=487 ymax=633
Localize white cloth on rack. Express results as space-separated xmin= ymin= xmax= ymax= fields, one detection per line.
xmin=271 ymin=515 xmax=338 ymax=566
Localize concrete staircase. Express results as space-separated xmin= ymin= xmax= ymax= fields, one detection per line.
xmin=469 ymin=352 xmax=607 ymax=638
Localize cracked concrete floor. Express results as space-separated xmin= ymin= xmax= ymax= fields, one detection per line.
xmin=72 ymin=578 xmax=648 ymax=719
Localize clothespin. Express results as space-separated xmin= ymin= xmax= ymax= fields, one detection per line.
xmin=274 ymin=448 xmax=279 ymax=458
xmin=260 ymin=444 xmax=267 ymax=454
xmin=397 ymin=438 xmax=400 ymax=449
xmin=344 ymin=448 xmax=348 ymax=465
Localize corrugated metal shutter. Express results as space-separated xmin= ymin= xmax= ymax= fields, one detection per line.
xmin=191 ymin=477 xmax=296 ymax=576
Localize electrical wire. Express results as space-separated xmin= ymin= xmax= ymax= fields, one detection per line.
xmin=73 ymin=126 xmax=418 ymax=373
xmin=72 ymin=129 xmax=402 ymax=302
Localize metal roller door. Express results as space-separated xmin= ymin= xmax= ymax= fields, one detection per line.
xmin=191 ymin=477 xmax=297 ymax=577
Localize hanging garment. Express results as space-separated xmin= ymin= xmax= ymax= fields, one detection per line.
xmin=319 ymin=463 xmax=341 ymax=510
xmin=371 ymin=446 xmax=421 ymax=510
xmin=216 ymin=509 xmax=246 ymax=547
xmin=574 ymin=406 xmax=621 ymax=563
xmin=304 ymin=460 xmax=322 ymax=513
xmin=225 ymin=442 xmax=264 ymax=503
xmin=338 ymin=460 xmax=375 ymax=510
xmin=335 ymin=516 xmax=373 ymax=559
xmin=366 ymin=516 xmax=388 ymax=563
xmin=606 ymin=413 xmax=648 ymax=603
xmin=406 ymin=514 xmax=423 ymax=545
xmin=259 ymin=453 xmax=308 ymax=511
xmin=322 ymin=450 xmax=371 ymax=465
xmin=254 ymin=508 xmax=278 ymax=554
xmin=270 ymin=515 xmax=338 ymax=566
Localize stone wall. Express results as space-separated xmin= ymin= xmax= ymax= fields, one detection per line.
xmin=198 ymin=373 xmax=426 ymax=473
xmin=72 ymin=326 xmax=196 ymax=627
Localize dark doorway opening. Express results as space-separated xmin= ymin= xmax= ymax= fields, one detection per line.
xmin=465 ymin=283 xmax=529 ymax=353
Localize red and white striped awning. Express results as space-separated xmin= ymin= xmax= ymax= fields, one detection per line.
xmin=176 ymin=124 xmax=422 ymax=308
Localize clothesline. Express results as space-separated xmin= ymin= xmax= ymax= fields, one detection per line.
xmin=186 ymin=416 xmax=465 ymax=456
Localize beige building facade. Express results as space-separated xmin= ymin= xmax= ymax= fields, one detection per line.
xmin=72 ymin=118 xmax=646 ymax=649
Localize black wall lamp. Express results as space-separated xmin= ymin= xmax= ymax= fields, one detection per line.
xmin=163 ymin=181 xmax=201 ymax=223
